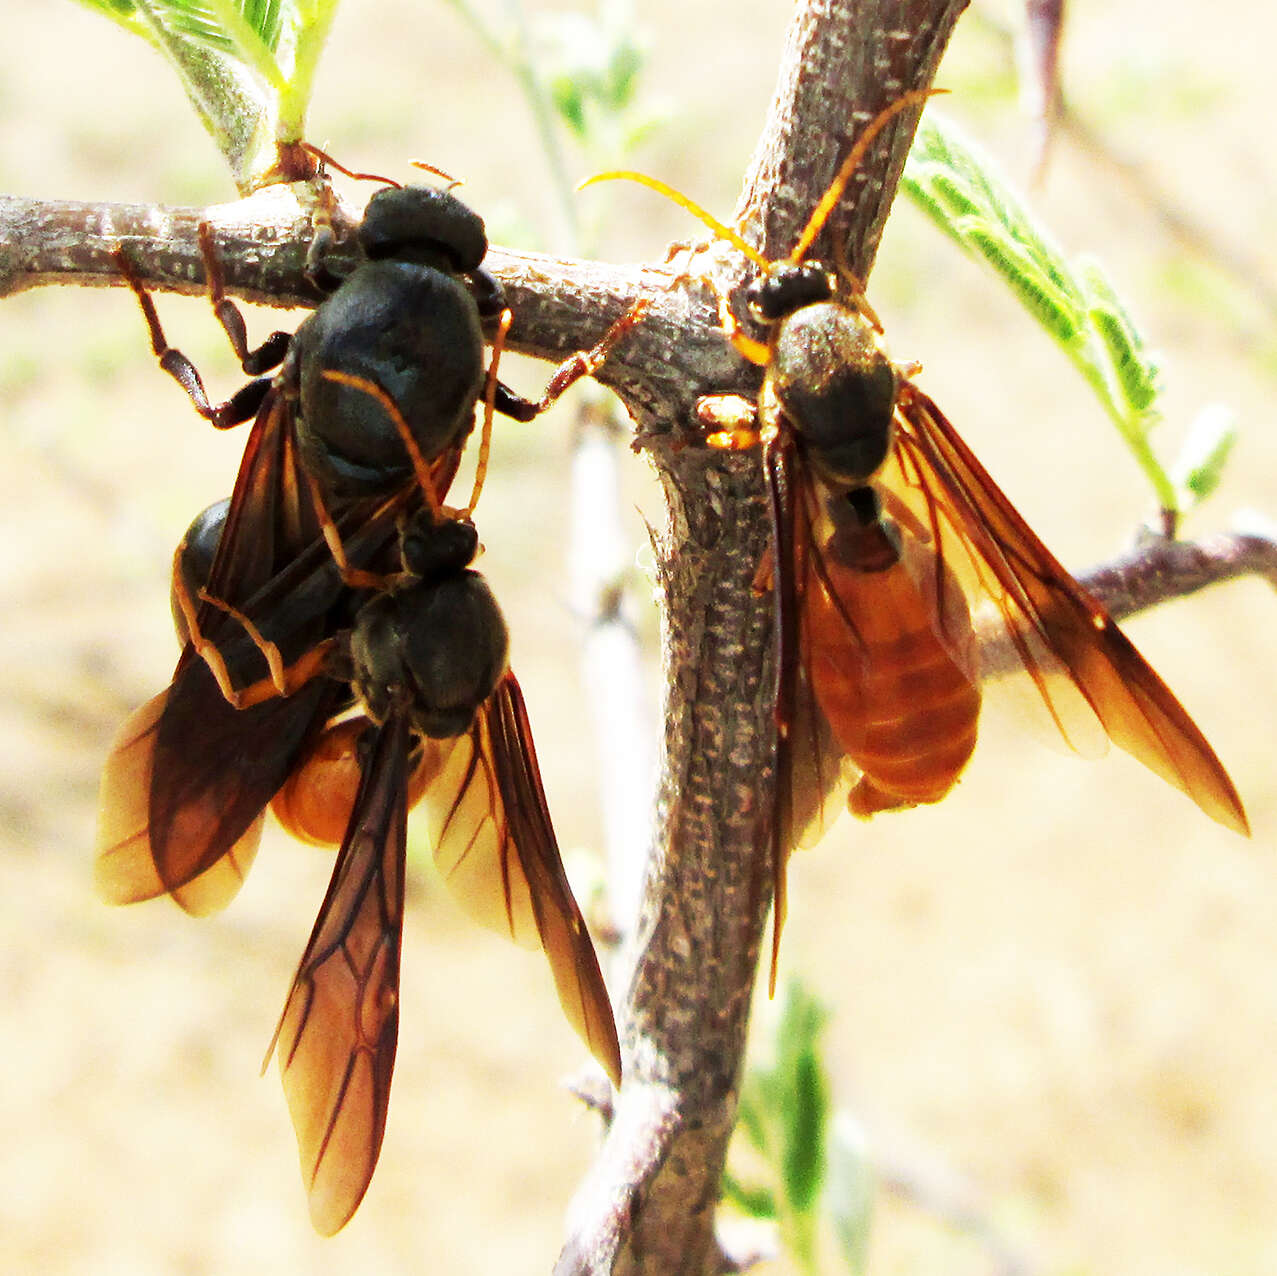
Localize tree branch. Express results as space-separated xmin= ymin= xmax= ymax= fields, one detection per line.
xmin=6 ymin=1 xmax=1273 ymax=1269
xmin=1080 ymin=523 xmax=1277 ymax=619
xmin=556 ymin=2 xmax=969 ymax=1272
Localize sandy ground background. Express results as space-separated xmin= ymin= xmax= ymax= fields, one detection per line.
xmin=1 ymin=0 xmax=1275 ymax=1272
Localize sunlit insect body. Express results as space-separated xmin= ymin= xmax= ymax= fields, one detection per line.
xmin=98 ymin=180 xmax=630 ymax=1229
xmin=740 ymin=256 xmax=987 ymax=825
xmin=804 ymin=484 xmax=981 ymax=818
xmin=106 ymin=486 xmax=623 ymax=1233
xmin=257 ymin=506 xmax=621 ymax=1234
xmin=98 ymin=180 xmax=534 ymax=913
xmin=271 ymin=712 xmax=431 ymax=848
xmin=589 ymin=89 xmax=1248 ymax=977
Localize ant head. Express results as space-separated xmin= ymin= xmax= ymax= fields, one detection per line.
xmin=359 ymin=186 xmax=488 ymax=274
xmin=400 ymin=512 xmax=479 ymax=581
xmin=299 ymin=144 xmax=488 ymax=273
xmin=745 ymin=262 xmax=834 ymax=324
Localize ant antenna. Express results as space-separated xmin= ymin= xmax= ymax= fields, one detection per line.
xmin=579 ymin=172 xmax=770 ymax=271
xmin=301 ymin=143 xmax=402 ymax=190
xmin=458 ymin=308 xmax=511 ymax=519
xmin=789 ymin=87 xmax=944 ymax=264
xmin=318 ymin=370 xmax=445 ymax=519
xmin=582 ymin=86 xmax=946 ymax=272
xmin=409 ymin=160 xmax=464 ymax=192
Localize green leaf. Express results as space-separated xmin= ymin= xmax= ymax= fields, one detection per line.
xmin=916 ymin=168 xmax=985 ymax=225
xmin=1087 ymin=303 xmax=1159 ymax=415
xmin=735 ymin=981 xmax=831 ymax=1272
xmin=71 ymin=0 xmax=340 ymax=190
xmin=773 ymin=990 xmax=829 ymax=1217
xmin=734 ymin=1067 xmax=772 ymax=1156
xmin=1172 ymin=403 xmax=1238 ymax=510
xmin=902 ymin=110 xmax=1193 ymax=514
xmin=74 ymin=0 xmax=286 ymax=56
xmin=720 ymin=1168 xmax=778 ymax=1221
xmin=962 ymin=227 xmax=1081 ymax=345
xmin=725 ymin=982 xmax=840 ymax=1270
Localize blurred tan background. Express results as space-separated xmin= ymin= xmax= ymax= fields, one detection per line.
xmin=1 ymin=0 xmax=1274 ymax=1272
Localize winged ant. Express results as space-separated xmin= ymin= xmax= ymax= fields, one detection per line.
xmin=98 ymin=161 xmax=639 ymax=908
xmin=585 ymin=89 xmax=1248 ymax=983
xmin=96 ymin=164 xmax=630 ymax=1230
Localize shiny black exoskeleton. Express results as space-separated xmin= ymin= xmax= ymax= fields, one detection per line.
xmin=170 ymin=496 xmax=230 ymax=646
xmin=746 ymin=262 xmax=898 ymax=487
xmin=287 ymin=187 xmax=498 ymax=496
xmin=119 ymin=183 xmax=532 ymax=499
xmin=103 ymin=183 xmax=538 ymax=907
xmin=103 ymin=182 xmax=626 ymax=1234
xmin=350 ymin=515 xmax=508 ymax=738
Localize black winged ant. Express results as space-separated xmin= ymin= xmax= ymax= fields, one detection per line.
xmin=266 ymin=493 xmax=622 ymax=1234
xmin=99 ymin=172 xmax=640 ymax=912
xmin=96 ymin=173 xmax=632 ymax=1229
xmin=585 ymin=90 xmax=1248 ymax=983
xmin=102 ymin=470 xmax=622 ymax=1233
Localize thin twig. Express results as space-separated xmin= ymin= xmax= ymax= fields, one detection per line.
xmin=555 ymin=3 xmax=970 ymax=1272
xmin=1080 ymin=523 xmax=1277 ymax=618
xmin=970 ymin=8 xmax=1277 ymax=328
xmin=567 ymin=405 xmax=657 ymax=940
xmin=5 ymin=2 xmax=1275 ymax=1262
xmin=973 ymin=524 xmax=1277 ymax=679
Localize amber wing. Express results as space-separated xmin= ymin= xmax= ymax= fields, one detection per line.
xmin=95 ymin=398 xmax=411 ymax=913
xmin=424 ymin=672 xmax=622 ymax=1087
xmin=885 ymin=382 xmax=1247 ymax=835
xmin=95 ymin=688 xmax=269 ymax=915
xmin=765 ymin=434 xmax=864 ymax=986
xmin=267 ymin=710 xmax=410 ymax=1236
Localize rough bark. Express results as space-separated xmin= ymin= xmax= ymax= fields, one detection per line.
xmin=5 ymin=1 xmax=1273 ymax=1271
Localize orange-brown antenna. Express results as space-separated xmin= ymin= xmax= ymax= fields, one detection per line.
xmin=409 ymin=160 xmax=463 ymax=191
xmin=789 ymin=87 xmax=945 ymax=264
xmin=458 ymin=308 xmax=511 ymax=518
xmin=579 ymin=171 xmax=771 ymax=271
xmin=583 ymin=88 xmax=945 ymax=275
xmin=319 ymin=370 xmax=444 ymax=519
xmin=301 ymin=143 xmax=402 ymax=190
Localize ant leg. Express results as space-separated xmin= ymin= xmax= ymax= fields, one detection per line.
xmin=196 ymin=224 xmax=293 ymax=375
xmin=696 ymin=393 xmax=761 ymax=451
xmin=496 ymin=299 xmax=653 ymax=424
xmin=457 ymin=308 xmax=510 ymax=516
xmin=315 ymin=370 xmax=447 ymax=536
xmin=830 ymin=235 xmax=887 ymax=333
xmin=300 ymin=465 xmax=401 ymax=593
xmin=302 ymin=143 xmax=401 ymax=189
xmin=170 ymin=554 xmax=339 ymax=706
xmin=113 ymin=247 xmax=272 ymax=430
xmin=195 ymin=592 xmax=339 ymax=707
xmin=297 ymin=145 xmax=406 ymax=291
xmin=656 ymin=246 xmax=771 ymax=368
xmin=707 ymin=277 xmax=771 ymax=367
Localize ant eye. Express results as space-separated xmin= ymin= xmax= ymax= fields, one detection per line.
xmin=747 ymin=274 xmax=793 ymax=323
xmin=746 ymin=266 xmax=832 ymax=324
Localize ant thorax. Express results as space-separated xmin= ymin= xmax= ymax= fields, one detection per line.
xmin=765 ymin=298 xmax=898 ymax=486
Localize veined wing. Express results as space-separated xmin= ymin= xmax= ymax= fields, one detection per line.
xmin=266 ymin=710 xmax=410 ymax=1236
xmin=424 ymin=672 xmax=622 ymax=1087
xmin=884 ymin=381 xmax=1247 ymax=835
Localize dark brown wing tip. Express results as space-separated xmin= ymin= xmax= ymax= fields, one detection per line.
xmin=896 ymin=386 xmax=1252 ymax=841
